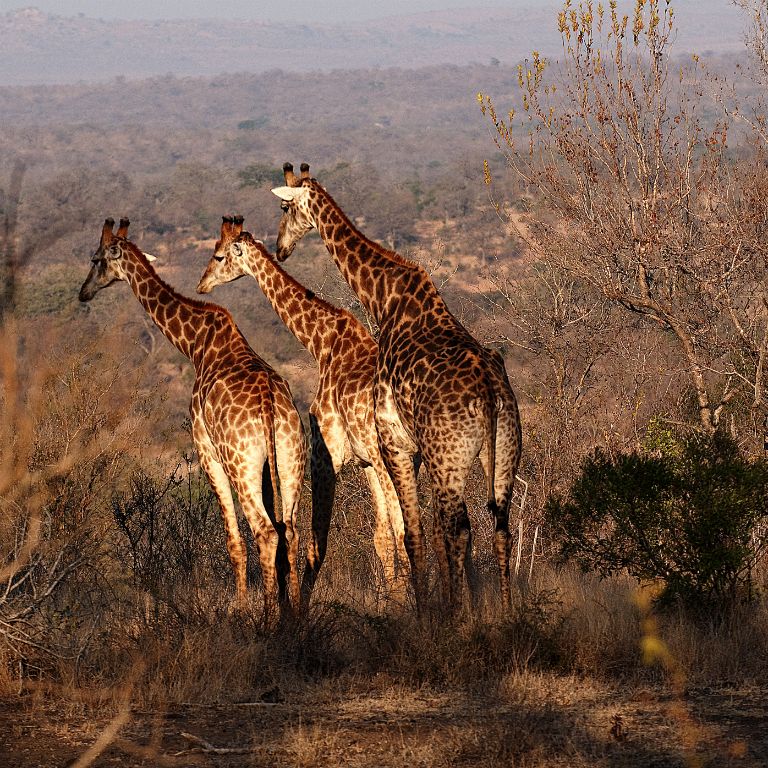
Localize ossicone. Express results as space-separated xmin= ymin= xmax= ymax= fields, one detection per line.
xmin=100 ymin=217 xmax=115 ymax=248
xmin=283 ymin=161 xmax=297 ymax=187
xmin=220 ymin=215 xmax=234 ymax=236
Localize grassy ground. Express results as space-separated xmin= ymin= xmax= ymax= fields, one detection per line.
xmin=3 ymin=675 xmax=767 ymax=767
xmin=2 ymin=568 xmax=767 ymax=768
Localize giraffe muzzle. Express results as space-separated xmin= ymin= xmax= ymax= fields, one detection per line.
xmin=78 ymin=275 xmax=98 ymax=302
xmin=275 ymin=241 xmax=295 ymax=262
xmin=196 ymin=276 xmax=213 ymax=294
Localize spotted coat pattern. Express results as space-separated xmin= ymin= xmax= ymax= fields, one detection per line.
xmin=79 ymin=218 xmax=306 ymax=620
xmin=197 ymin=216 xmax=409 ymax=605
xmin=273 ymin=164 xmax=522 ymax=609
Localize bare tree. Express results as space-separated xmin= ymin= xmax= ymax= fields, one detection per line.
xmin=0 ymin=161 xmax=147 ymax=660
xmin=737 ymin=0 xmax=768 ymax=82
xmin=480 ymin=244 xmax=629 ymax=501
xmin=479 ymin=0 xmax=768 ymax=433
xmin=0 ymin=323 xmax=150 ymax=664
xmin=0 ymin=160 xmax=26 ymax=320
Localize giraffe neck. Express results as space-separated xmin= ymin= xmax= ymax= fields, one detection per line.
xmin=120 ymin=243 xmax=220 ymax=363
xmin=310 ymin=186 xmax=435 ymax=327
xmin=241 ymin=238 xmax=340 ymax=362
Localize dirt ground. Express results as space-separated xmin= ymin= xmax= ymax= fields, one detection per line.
xmin=1 ymin=676 xmax=766 ymax=768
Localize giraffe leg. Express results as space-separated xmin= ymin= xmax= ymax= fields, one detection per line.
xmin=489 ymin=497 xmax=512 ymax=607
xmin=192 ymin=417 xmax=247 ymax=608
xmin=301 ymin=413 xmax=343 ymax=608
xmin=363 ymin=464 xmax=408 ymax=603
xmin=432 ymin=487 xmax=473 ymax=610
xmin=255 ymin=397 xmax=309 ymax=617
xmin=261 ymin=463 xmax=291 ymax=611
xmin=374 ymin=379 xmax=426 ymax=608
xmin=430 ymin=494 xmax=450 ymax=605
xmin=376 ymin=436 xmax=426 ymax=610
xmin=237 ymin=483 xmax=281 ymax=625
xmin=276 ymin=432 xmax=306 ymax=615
xmin=420 ymin=428 xmax=480 ymax=612
xmin=378 ymin=460 xmax=411 ymax=599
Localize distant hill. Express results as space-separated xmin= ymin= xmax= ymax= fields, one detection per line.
xmin=0 ymin=3 xmax=747 ymax=86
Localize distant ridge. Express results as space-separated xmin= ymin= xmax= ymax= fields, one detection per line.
xmin=0 ymin=3 xmax=746 ymax=86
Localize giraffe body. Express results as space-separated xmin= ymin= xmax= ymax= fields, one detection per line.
xmin=79 ymin=219 xmax=306 ymax=620
xmin=197 ymin=217 xmax=409 ymax=606
xmin=273 ymin=165 xmax=522 ymax=610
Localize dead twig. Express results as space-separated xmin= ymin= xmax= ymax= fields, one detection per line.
xmin=177 ymin=700 xmax=281 ymax=708
xmin=176 ymin=732 xmax=258 ymax=755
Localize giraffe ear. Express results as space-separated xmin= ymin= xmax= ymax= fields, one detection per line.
xmin=271 ymin=186 xmax=304 ymax=202
xmin=142 ymin=252 xmax=157 ymax=262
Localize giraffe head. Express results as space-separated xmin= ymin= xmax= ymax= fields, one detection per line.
xmin=272 ymin=162 xmax=315 ymax=262
xmin=79 ymin=217 xmax=155 ymax=302
xmin=197 ymin=215 xmax=272 ymax=294
xmin=78 ymin=217 xmax=129 ymax=302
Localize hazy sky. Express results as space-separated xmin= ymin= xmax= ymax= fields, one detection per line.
xmin=0 ymin=1 xmax=526 ymax=23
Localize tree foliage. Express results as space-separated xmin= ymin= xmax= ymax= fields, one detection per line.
xmin=545 ymin=429 xmax=768 ymax=605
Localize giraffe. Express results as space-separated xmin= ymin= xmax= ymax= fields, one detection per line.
xmin=272 ymin=163 xmax=522 ymax=611
xmin=78 ymin=218 xmax=306 ymax=620
xmin=197 ymin=215 xmax=409 ymax=606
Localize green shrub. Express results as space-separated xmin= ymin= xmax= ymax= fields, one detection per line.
xmin=545 ymin=430 xmax=768 ymax=607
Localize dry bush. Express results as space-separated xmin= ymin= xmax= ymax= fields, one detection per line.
xmin=550 ymin=567 xmax=645 ymax=679
xmin=547 ymin=562 xmax=768 ymax=688
xmin=659 ymin=597 xmax=768 ymax=684
xmin=109 ymin=461 xmax=232 ymax=615
xmin=0 ymin=317 xmax=153 ymax=690
xmin=107 ymin=560 xmax=768 ymax=708
xmin=308 ymin=462 xmax=383 ymax=603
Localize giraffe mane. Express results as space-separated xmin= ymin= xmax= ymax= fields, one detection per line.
xmin=238 ymin=230 xmax=354 ymax=320
xmin=121 ymin=238 xmax=237 ymax=321
xmin=305 ymin=179 xmax=426 ymax=273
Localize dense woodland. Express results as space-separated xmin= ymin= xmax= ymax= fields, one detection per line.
xmin=2 ymin=2 xmax=768 ymax=764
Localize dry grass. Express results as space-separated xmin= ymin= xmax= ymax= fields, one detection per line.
xmin=3 ymin=573 xmax=768 ymax=766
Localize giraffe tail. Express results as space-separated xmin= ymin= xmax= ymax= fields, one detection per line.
xmin=485 ymin=382 xmax=499 ymax=510
xmin=262 ymin=388 xmax=281 ymax=522
xmin=483 ymin=348 xmax=510 ymax=511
